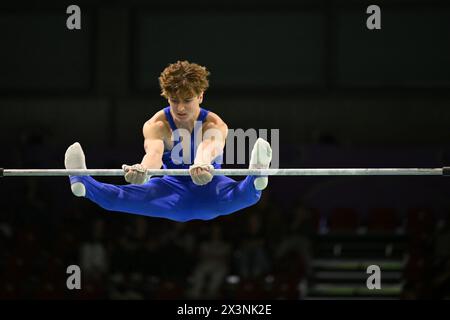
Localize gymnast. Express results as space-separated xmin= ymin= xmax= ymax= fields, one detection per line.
xmin=64 ymin=60 xmax=272 ymax=222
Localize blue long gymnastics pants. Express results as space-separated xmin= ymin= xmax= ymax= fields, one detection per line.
xmin=69 ymin=175 xmax=262 ymax=222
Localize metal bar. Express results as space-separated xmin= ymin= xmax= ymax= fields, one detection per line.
xmin=1 ymin=168 xmax=446 ymax=177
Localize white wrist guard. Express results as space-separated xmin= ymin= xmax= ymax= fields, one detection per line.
xmin=122 ymin=164 xmax=151 ymax=185
xmin=189 ymin=163 xmax=215 ymax=186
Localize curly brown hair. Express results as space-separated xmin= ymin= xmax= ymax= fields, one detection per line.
xmin=159 ymin=60 xmax=210 ymax=99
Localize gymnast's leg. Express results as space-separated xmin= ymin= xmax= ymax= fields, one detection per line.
xmin=69 ymin=175 xmax=190 ymax=221
xmin=198 ymin=138 xmax=273 ymax=218
xmin=209 ymin=175 xmax=262 ymax=216
xmin=64 ymin=142 xmax=190 ymax=221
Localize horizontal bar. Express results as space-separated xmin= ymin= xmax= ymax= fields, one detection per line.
xmin=1 ymin=168 xmax=447 ymax=177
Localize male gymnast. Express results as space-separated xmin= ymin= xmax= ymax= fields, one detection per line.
xmin=64 ymin=60 xmax=272 ymax=222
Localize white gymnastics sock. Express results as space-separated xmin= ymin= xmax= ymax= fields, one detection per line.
xmin=249 ymin=138 xmax=272 ymax=191
xmin=64 ymin=142 xmax=87 ymax=197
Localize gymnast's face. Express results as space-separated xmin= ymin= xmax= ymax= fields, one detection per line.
xmin=168 ymin=92 xmax=203 ymax=123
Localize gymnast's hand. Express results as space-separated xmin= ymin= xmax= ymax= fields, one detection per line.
xmin=122 ymin=164 xmax=151 ymax=185
xmin=189 ymin=163 xmax=214 ymax=186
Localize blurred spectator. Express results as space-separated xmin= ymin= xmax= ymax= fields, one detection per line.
xmin=433 ymin=219 xmax=450 ymax=264
xmin=275 ymin=204 xmax=313 ymax=277
xmin=188 ymin=225 xmax=231 ymax=299
xmin=235 ymin=214 xmax=270 ymax=279
xmin=80 ymin=219 xmax=108 ymax=280
xmin=260 ymin=191 xmax=287 ymax=248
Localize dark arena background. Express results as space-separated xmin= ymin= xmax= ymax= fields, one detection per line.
xmin=1 ymin=0 xmax=450 ymax=303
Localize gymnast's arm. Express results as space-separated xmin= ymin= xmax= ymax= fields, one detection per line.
xmin=194 ymin=115 xmax=228 ymax=165
xmin=189 ymin=116 xmax=228 ymax=185
xmin=140 ymin=120 xmax=165 ymax=169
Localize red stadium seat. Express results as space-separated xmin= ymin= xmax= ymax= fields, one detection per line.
xmin=406 ymin=208 xmax=435 ymax=236
xmin=329 ymin=208 xmax=360 ymax=232
xmin=367 ymin=208 xmax=398 ymax=232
